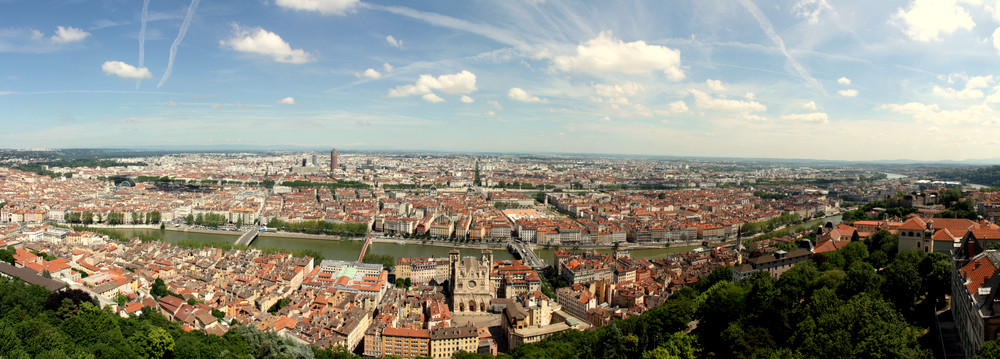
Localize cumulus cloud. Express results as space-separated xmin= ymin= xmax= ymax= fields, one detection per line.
xmin=837 ymin=77 xmax=851 ymax=85
xmin=744 ymin=92 xmax=756 ymax=100
xmin=550 ymin=31 xmax=684 ymax=80
xmin=488 ymin=100 xmax=504 ymax=110
xmin=30 ymin=30 xmax=44 ymax=40
xmin=276 ymin=0 xmax=359 ymax=15
xmin=780 ymin=112 xmax=829 ymax=124
xmin=383 ymin=62 xmax=394 ymax=73
xmin=508 ymin=87 xmax=545 ymax=103
xmin=386 ymin=35 xmax=402 ymax=49
xmin=460 ymin=95 xmax=474 ymax=103
xmin=883 ymin=102 xmax=998 ymax=126
xmin=388 ymin=70 xmax=477 ymax=98
xmin=838 ymin=89 xmax=858 ymax=97
xmin=51 ymin=26 xmax=90 ymax=43
xmin=893 ymin=0 xmax=975 ymax=42
xmin=669 ymin=101 xmax=689 ymax=113
xmin=993 ymin=27 xmax=1000 ymax=52
xmin=101 ymin=61 xmax=153 ymax=79
xmin=689 ymin=89 xmax=766 ymax=112
xmin=802 ymin=101 xmax=818 ymax=110
xmin=361 ymin=68 xmax=381 ymax=79
xmin=484 ymin=110 xmax=496 ymax=116
xmin=706 ymin=79 xmax=726 ymax=92
xmin=277 ymin=97 xmax=295 ymax=105
xmin=422 ymin=93 xmax=445 ymax=103
xmin=931 ymin=75 xmax=992 ymax=99
xmin=221 ymin=25 xmax=313 ymax=64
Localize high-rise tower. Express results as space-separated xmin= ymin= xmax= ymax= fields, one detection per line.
xmin=330 ymin=148 xmax=338 ymax=173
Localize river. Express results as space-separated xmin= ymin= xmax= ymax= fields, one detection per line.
xmin=115 ymin=212 xmax=843 ymax=265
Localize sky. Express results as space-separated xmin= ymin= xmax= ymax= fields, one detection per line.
xmin=2 ymin=0 xmax=1000 ymax=161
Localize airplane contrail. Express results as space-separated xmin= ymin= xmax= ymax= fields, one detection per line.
xmin=136 ymin=0 xmax=150 ymax=89
xmin=157 ymin=0 xmax=200 ymax=88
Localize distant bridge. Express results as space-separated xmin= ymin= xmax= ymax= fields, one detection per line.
xmin=508 ymin=241 xmax=545 ymax=269
xmin=356 ymin=203 xmax=380 ymax=263
xmin=235 ymin=226 xmax=261 ymax=246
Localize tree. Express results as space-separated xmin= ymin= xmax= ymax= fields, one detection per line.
xmin=184 ymin=214 xmax=194 ymax=226
xmin=116 ymin=293 xmax=128 ymax=307
xmin=151 ymin=278 xmax=168 ymax=298
xmin=132 ymin=324 xmax=174 ymax=359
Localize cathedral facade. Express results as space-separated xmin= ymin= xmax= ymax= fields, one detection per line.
xmin=449 ymin=249 xmax=495 ymax=314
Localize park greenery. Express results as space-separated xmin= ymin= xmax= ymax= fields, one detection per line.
xmin=931 ymin=165 xmax=1000 ymax=187
xmin=0 ymin=279 xmax=360 ymax=358
xmin=739 ymin=212 xmax=803 ymax=237
xmin=507 ymin=230 xmax=949 ymax=358
xmin=266 ymin=219 xmax=368 ymax=237
xmin=280 ymin=180 xmax=370 ymax=189
xmin=361 ymin=254 xmax=395 ymax=270
xmin=184 ymin=213 xmax=229 ymax=228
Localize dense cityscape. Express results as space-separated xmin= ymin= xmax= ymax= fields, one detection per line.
xmin=6 ymin=0 xmax=1000 ymax=357
xmin=1 ymin=149 xmax=1000 ymax=358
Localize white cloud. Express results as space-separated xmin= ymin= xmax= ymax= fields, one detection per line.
xmin=211 ymin=103 xmax=222 ymax=109
xmin=30 ymin=30 xmax=44 ymax=40
xmin=361 ymin=68 xmax=381 ymax=79
xmin=838 ymin=89 xmax=858 ymax=97
xmin=669 ymin=101 xmax=689 ymax=113
xmin=484 ymin=110 xmax=496 ymax=116
xmin=383 ymin=62 xmax=394 ymax=73
xmin=508 ymin=87 xmax=545 ymax=103
xmin=221 ymin=25 xmax=313 ymax=64
xmin=550 ymin=31 xmax=684 ymax=80
xmin=883 ymin=102 xmax=999 ymax=125
xmin=488 ymin=100 xmax=504 ymax=110
xmin=460 ymin=95 xmax=474 ymax=103
xmin=993 ymin=26 xmax=1000 ymax=52
xmin=802 ymin=101 xmax=818 ymax=110
xmin=932 ymin=85 xmax=983 ymax=99
xmin=601 ymin=116 xmax=612 ymax=121
xmin=277 ymin=97 xmax=295 ymax=105
xmin=837 ymin=77 xmax=851 ymax=85
xmin=780 ymin=112 xmax=829 ymax=124
xmin=689 ymin=89 xmax=766 ymax=112
xmin=706 ymin=79 xmax=726 ymax=92
xmin=594 ymin=82 xmax=643 ymax=98
xmin=167 ymin=100 xmax=178 ymax=107
xmin=793 ymin=0 xmax=833 ymax=24
xmin=931 ymin=75 xmax=992 ymax=99
xmin=51 ymin=26 xmax=90 ymax=44
xmin=386 ymin=35 xmax=402 ymax=49
xmin=388 ymin=70 xmax=477 ymax=98
xmin=893 ymin=0 xmax=975 ymax=42
xmin=101 ymin=61 xmax=153 ymax=79
xmin=275 ymin=0 xmax=359 ymax=15
xmin=422 ymin=93 xmax=445 ymax=103
xmin=744 ymin=92 xmax=755 ymax=100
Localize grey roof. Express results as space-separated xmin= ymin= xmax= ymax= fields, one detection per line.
xmin=0 ymin=262 xmax=67 ymax=291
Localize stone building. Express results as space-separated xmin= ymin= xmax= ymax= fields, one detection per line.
xmin=449 ymin=250 xmax=495 ymax=314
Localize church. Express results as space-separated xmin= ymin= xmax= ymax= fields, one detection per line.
xmin=449 ymin=249 xmax=495 ymax=314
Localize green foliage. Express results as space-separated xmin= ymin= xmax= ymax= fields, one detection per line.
xmin=362 ymin=254 xmax=395 ymax=269
xmin=192 ymin=212 xmax=227 ymax=228
xmin=267 ymin=218 xmax=368 ymax=237
xmin=740 ymin=212 xmax=802 ymax=237
xmin=752 ymin=191 xmax=787 ymax=200
xmin=0 ymin=276 xmax=331 ymax=359
xmin=281 ymin=180 xmax=370 ymax=189
xmin=0 ymin=247 xmax=15 ymax=264
xmin=268 ymin=298 xmax=291 ymax=314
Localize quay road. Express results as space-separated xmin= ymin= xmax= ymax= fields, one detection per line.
xmin=234 ymin=226 xmax=261 ymax=246
xmin=507 ymin=240 xmax=546 ymax=270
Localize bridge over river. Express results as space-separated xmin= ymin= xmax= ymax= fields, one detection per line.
xmin=507 ymin=240 xmax=546 ymax=269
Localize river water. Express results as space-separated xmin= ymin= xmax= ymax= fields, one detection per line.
xmin=117 ymin=213 xmax=843 ymax=265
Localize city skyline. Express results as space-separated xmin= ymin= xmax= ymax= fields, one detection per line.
xmin=2 ymin=0 xmax=999 ymax=161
